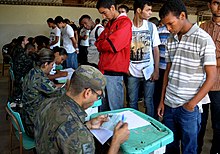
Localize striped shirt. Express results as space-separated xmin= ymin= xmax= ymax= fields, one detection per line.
xmin=158 ymin=25 xmax=170 ymax=70
xmin=165 ymin=23 xmax=216 ymax=108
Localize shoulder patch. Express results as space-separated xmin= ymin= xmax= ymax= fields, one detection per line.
xmin=82 ymin=143 xmax=93 ymax=154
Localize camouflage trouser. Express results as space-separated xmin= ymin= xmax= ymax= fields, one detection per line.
xmin=21 ymin=109 xmax=34 ymax=139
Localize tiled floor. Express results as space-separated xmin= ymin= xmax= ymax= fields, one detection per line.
xmin=0 ymin=66 xmax=213 ymax=154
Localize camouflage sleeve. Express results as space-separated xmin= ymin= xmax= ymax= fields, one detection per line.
xmin=13 ymin=50 xmax=33 ymax=81
xmin=35 ymin=75 xmax=65 ymax=97
xmin=56 ymin=121 xmax=95 ymax=154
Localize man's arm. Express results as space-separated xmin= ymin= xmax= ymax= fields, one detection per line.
xmin=183 ymin=65 xmax=217 ymax=111
xmin=108 ymin=122 xmax=130 ymax=154
xmin=217 ymin=58 xmax=220 ymax=67
xmin=70 ymin=37 xmax=79 ymax=53
xmin=151 ymin=46 xmax=160 ymax=81
xmin=158 ymin=62 xmax=171 ymax=117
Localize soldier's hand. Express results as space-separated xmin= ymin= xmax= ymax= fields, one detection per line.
xmin=112 ymin=122 xmax=130 ymax=145
xmin=56 ymin=71 xmax=68 ymax=77
xmin=86 ymin=115 xmax=108 ymax=130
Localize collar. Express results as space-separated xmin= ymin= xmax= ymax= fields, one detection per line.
xmin=174 ymin=23 xmax=199 ymax=40
xmin=211 ymin=18 xmax=220 ymax=25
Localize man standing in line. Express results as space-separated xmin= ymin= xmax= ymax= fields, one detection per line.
xmin=78 ymin=27 xmax=90 ymax=65
xmin=47 ymin=18 xmax=61 ymax=50
xmin=118 ymin=4 xmax=129 ymax=15
xmin=79 ymin=14 xmax=104 ymax=67
xmin=55 ymin=16 xmax=78 ymax=69
xmin=128 ymin=0 xmax=160 ymax=117
xmin=157 ymin=0 xmax=217 ymax=153
xmin=199 ymin=0 xmax=220 ymax=153
xmin=95 ymin=0 xmax=132 ymax=111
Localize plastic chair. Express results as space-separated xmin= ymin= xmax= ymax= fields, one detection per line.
xmin=5 ymin=102 xmax=36 ymax=154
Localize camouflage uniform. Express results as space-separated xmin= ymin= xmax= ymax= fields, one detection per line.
xmin=34 ymin=65 xmax=107 ymax=153
xmin=12 ymin=45 xmax=33 ymax=99
xmin=35 ymin=95 xmax=95 ymax=154
xmin=22 ymin=67 xmax=65 ymax=137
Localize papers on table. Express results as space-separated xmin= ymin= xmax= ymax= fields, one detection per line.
xmin=55 ymin=68 xmax=74 ymax=83
xmin=90 ymin=110 xmax=150 ymax=145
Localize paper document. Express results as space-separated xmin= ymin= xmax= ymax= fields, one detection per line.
xmin=55 ymin=68 xmax=75 ymax=81
xmin=90 ymin=110 xmax=150 ymax=144
xmin=142 ymin=65 xmax=154 ymax=80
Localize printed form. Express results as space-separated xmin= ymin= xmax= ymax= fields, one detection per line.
xmin=90 ymin=110 xmax=150 ymax=144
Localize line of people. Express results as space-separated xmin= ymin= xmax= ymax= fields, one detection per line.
xmin=2 ymin=0 xmax=220 ymax=153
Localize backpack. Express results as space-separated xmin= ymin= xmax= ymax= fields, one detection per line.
xmin=148 ymin=21 xmax=153 ymax=42
xmin=95 ymin=26 xmax=102 ymax=40
xmin=147 ymin=21 xmax=154 ymax=50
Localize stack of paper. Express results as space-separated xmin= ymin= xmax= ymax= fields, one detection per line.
xmin=90 ymin=110 xmax=150 ymax=144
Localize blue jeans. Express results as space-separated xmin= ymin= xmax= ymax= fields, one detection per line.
xmin=164 ymin=105 xmax=201 ymax=154
xmin=100 ymin=75 xmax=124 ymax=111
xmin=66 ymin=52 xmax=78 ymax=69
xmin=197 ymin=103 xmax=209 ymax=154
xmin=127 ymin=76 xmax=155 ymax=117
xmin=209 ymin=91 xmax=220 ymax=154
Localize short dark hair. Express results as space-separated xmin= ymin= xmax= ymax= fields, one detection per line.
xmin=79 ymin=14 xmax=92 ymax=24
xmin=133 ymin=0 xmax=152 ymax=14
xmin=64 ymin=18 xmax=70 ymax=24
xmin=16 ymin=36 xmax=26 ymax=46
xmin=54 ymin=16 xmax=64 ymax=24
xmin=159 ymin=0 xmax=188 ymax=20
xmin=102 ymin=19 xmax=108 ymax=25
xmin=32 ymin=48 xmax=55 ymax=67
xmin=149 ymin=17 xmax=159 ymax=27
xmin=96 ymin=0 xmax=116 ymax=9
xmin=47 ymin=18 xmax=54 ymax=23
xmin=95 ymin=18 xmax=101 ymax=24
xmin=118 ymin=4 xmax=129 ymax=13
xmin=52 ymin=46 xmax=68 ymax=56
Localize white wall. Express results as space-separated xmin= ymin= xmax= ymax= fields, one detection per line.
xmin=0 ymin=4 xmax=198 ymax=63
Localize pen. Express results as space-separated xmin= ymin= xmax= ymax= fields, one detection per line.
xmin=121 ymin=114 xmax=124 ymax=123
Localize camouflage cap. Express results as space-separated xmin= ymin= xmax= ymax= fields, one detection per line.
xmin=74 ymin=65 xmax=106 ymax=93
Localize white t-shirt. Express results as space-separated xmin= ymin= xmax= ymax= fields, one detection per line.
xmin=49 ymin=63 xmax=56 ymax=75
xmin=129 ymin=20 xmax=161 ymax=78
xmin=80 ymin=27 xmax=90 ymax=47
xmin=61 ymin=24 xmax=75 ymax=53
xmin=49 ymin=26 xmax=61 ymax=49
xmin=87 ymin=24 xmax=104 ymax=64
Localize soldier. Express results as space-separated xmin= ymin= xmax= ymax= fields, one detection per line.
xmin=35 ymin=65 xmax=130 ymax=153
xmin=12 ymin=36 xmax=33 ymax=101
xmin=22 ymin=48 xmax=66 ymax=138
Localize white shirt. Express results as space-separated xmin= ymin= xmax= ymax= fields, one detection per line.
xmin=129 ymin=20 xmax=161 ymax=78
xmin=49 ymin=26 xmax=61 ymax=49
xmin=80 ymin=27 xmax=90 ymax=47
xmin=87 ymin=24 xmax=104 ymax=64
xmin=61 ymin=24 xmax=75 ymax=53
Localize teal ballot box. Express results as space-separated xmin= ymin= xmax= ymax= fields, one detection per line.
xmin=91 ymin=108 xmax=173 ymax=154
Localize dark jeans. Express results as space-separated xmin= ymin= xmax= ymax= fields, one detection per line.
xmin=209 ymin=91 xmax=220 ymax=154
xmin=164 ymin=105 xmax=201 ymax=154
xmin=78 ymin=45 xmax=88 ymax=65
xmin=128 ymin=76 xmax=155 ymax=117
xmin=197 ymin=103 xmax=209 ymax=154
